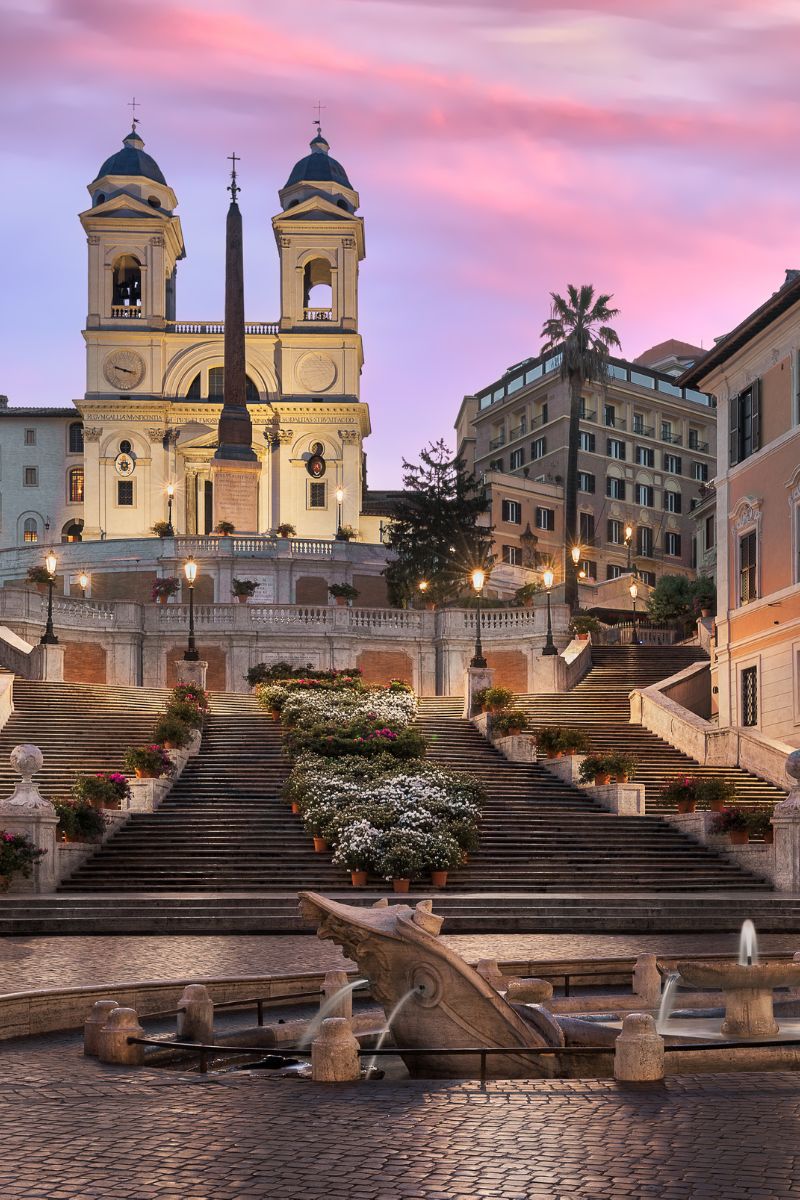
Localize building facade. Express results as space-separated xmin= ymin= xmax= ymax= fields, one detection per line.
xmin=682 ymin=272 xmax=800 ymax=745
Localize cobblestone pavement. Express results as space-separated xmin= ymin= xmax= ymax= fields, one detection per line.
xmin=3 ymin=931 xmax=800 ymax=994
xmin=2 ymin=1030 xmax=800 ymax=1199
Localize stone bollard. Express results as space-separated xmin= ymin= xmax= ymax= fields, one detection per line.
xmin=311 ymin=1017 xmax=360 ymax=1082
xmin=176 ymin=984 xmax=214 ymax=1043
xmin=614 ymin=1012 xmax=665 ymax=1083
xmin=633 ymin=954 xmax=662 ymax=1007
xmin=322 ymin=971 xmax=353 ymax=1020
xmin=83 ymin=999 xmax=120 ymax=1057
xmin=505 ymin=978 xmax=554 ymax=1005
xmin=475 ymin=959 xmax=509 ymax=992
xmin=97 ymin=1007 xmax=146 ymax=1066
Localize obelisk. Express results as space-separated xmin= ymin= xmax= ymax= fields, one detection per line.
xmin=211 ymin=153 xmax=260 ymax=533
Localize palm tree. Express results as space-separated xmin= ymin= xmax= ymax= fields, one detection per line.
xmin=540 ymin=284 xmax=621 ymax=610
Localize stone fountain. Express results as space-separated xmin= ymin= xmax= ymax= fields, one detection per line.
xmin=676 ymin=959 xmax=800 ymax=1038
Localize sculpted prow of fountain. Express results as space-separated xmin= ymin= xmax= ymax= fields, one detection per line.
xmin=297 ymin=892 xmax=563 ymax=1078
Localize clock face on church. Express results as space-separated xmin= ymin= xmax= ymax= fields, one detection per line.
xmin=103 ymin=350 xmax=146 ymax=390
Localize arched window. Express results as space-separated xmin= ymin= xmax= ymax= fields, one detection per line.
xmin=68 ymin=467 xmax=84 ymax=504
xmin=62 ymin=521 xmax=83 ymax=543
xmin=302 ymin=258 xmax=333 ymax=319
xmin=207 ymin=367 xmax=259 ymax=403
xmin=68 ymin=422 xmax=84 ymax=454
xmin=112 ymin=255 xmax=141 ymax=309
xmin=94 ymin=193 xmax=106 ymax=206
xmin=186 ymin=373 xmax=202 ymax=399
xmin=23 ymin=518 xmax=38 ymax=544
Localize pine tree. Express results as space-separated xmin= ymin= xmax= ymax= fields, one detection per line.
xmin=384 ymin=440 xmax=491 ymax=607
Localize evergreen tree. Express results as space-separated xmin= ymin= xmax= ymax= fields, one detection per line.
xmin=384 ymin=441 xmax=491 ymax=607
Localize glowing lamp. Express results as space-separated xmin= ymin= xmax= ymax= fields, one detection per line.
xmin=45 ymin=551 xmax=57 ymax=577
xmin=471 ymin=568 xmax=486 ymax=592
xmin=543 ymin=569 xmax=554 ymax=590
xmin=184 ymin=557 xmax=198 ymax=585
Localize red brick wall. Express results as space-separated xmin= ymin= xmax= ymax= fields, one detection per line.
xmin=295 ymin=576 xmax=330 ymax=605
xmin=62 ymin=641 xmax=107 ymax=684
xmin=164 ymin=645 xmax=227 ymax=691
xmin=485 ymin=650 xmax=528 ymax=693
xmin=352 ymin=575 xmax=389 ymax=608
xmin=356 ymin=650 xmax=413 ymax=686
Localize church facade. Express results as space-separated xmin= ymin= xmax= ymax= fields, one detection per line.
xmin=0 ymin=123 xmax=381 ymax=549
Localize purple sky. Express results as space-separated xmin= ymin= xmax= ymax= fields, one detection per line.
xmin=2 ymin=0 xmax=800 ymax=486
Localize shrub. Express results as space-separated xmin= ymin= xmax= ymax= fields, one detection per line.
xmin=152 ymin=576 xmax=180 ymax=601
xmin=232 ymin=578 xmax=258 ymax=597
xmin=123 ymin=744 xmax=174 ymax=778
xmin=535 ymin=726 xmax=589 ymax=756
xmin=328 ymin=583 xmax=359 ymax=600
xmin=53 ymin=798 xmax=106 ymax=842
xmin=712 ymin=806 xmax=749 ymax=834
xmin=72 ymin=772 xmax=130 ymax=807
xmin=285 ymin=724 xmax=427 ymax=761
xmin=331 ymin=820 xmax=383 ymax=872
xmin=151 ymin=521 xmax=172 ymax=538
xmin=695 ymin=777 xmax=736 ymax=807
xmin=514 ymin=582 xmax=542 ymax=605
xmin=692 ymin=575 xmax=716 ymax=614
xmin=335 ymin=525 xmax=357 ymax=542
xmin=606 ymin=752 xmax=637 ymax=780
xmin=421 ymin=828 xmax=462 ymax=872
xmin=570 ymin=613 xmax=602 ymax=636
xmin=492 ymin=709 xmax=528 ymax=736
xmin=26 ymin=566 xmax=51 ymax=585
xmin=152 ymin=714 xmax=193 ymax=749
xmin=276 ymin=523 xmax=296 ymax=537
xmin=0 ymin=832 xmax=45 ymax=887
xmin=482 ymin=687 xmax=514 ymax=712
xmin=578 ymin=753 xmax=616 ymax=784
xmin=659 ymin=775 xmax=700 ymax=808
xmin=164 ymin=699 xmax=204 ymax=729
xmin=647 ymin=575 xmax=693 ymax=622
xmin=169 ymin=684 xmax=209 ymax=711
xmin=214 ymin=520 xmax=235 ymax=535
xmin=376 ymin=828 xmax=428 ymax=881
xmin=747 ymin=807 xmax=774 ymax=839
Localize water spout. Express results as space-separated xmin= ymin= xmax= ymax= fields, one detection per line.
xmin=739 ymin=919 xmax=759 ymax=967
xmin=298 ymin=979 xmax=367 ymax=1049
xmin=366 ymin=985 xmax=423 ymax=1079
xmin=656 ymin=972 xmax=680 ymax=1033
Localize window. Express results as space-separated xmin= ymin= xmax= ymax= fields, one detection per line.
xmin=730 ymin=382 xmax=760 ymax=466
xmin=692 ymin=462 xmax=709 ymax=482
xmin=22 ymin=518 xmax=38 ymax=543
xmin=636 ymin=446 xmax=654 ymax=467
xmin=535 ymin=506 xmax=555 ymax=531
xmin=68 ymin=422 xmax=84 ymax=454
xmin=208 ymin=367 xmax=259 ymax=404
xmin=578 ymin=431 xmax=595 ymax=453
xmin=607 ymin=519 xmax=624 ymax=545
xmin=664 ymin=490 xmax=682 ymax=514
xmin=509 ymin=448 xmax=525 ymax=470
xmin=309 ymin=482 xmax=327 ymax=509
xmin=501 ymin=499 xmax=522 ymax=524
xmin=633 ymin=413 xmax=645 ymax=434
xmin=577 ymin=472 xmax=595 ymax=493
xmin=488 ymin=458 xmax=503 ymax=471
xmin=531 ymin=437 xmax=546 ymax=460
xmin=120 ymin=440 xmax=132 ymax=455
xmin=117 ymin=480 xmax=134 ymax=506
xmin=579 ymin=397 xmax=588 ymax=418
xmin=607 ymin=438 xmax=625 ymax=460
xmin=739 ymin=530 xmax=757 ymax=603
xmin=112 ymin=254 xmax=142 ymax=309
xmin=604 ymin=404 xmax=616 ymax=428
xmin=705 ymin=515 xmax=715 ymax=551
xmin=68 ymin=467 xmax=84 ymax=504
xmin=578 ymin=560 xmax=597 ymax=579
xmin=606 ymin=563 xmax=625 ymax=580
xmin=661 ymin=421 xmax=673 ymax=441
xmin=741 ymin=665 xmax=758 ymax=727
xmin=635 ymin=483 xmax=654 ymax=507
xmin=637 ymin=526 xmax=653 ymax=557
xmin=579 ymin=512 xmax=595 ymax=545
xmin=502 ymin=545 xmax=522 ymax=565
xmin=23 ymin=466 xmax=38 ymax=487
xmin=606 ymin=476 xmax=626 ymax=500
xmin=664 ymin=453 xmax=682 ymax=474
xmin=24 ymin=428 xmax=36 ymax=446
xmin=639 ymin=570 xmax=656 ymax=587
xmin=688 ymin=429 xmax=703 ymax=450
xmin=665 ymin=531 xmax=682 ymax=557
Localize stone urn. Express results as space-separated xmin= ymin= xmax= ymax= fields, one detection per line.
xmin=677 ymin=960 xmax=800 ymax=1038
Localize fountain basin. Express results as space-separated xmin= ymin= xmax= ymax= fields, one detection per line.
xmin=677 ymin=961 xmax=800 ymax=1038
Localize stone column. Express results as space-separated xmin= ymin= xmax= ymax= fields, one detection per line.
xmin=29 ymin=644 xmax=64 ymax=682
xmin=462 ymin=665 xmax=494 ymax=719
xmin=175 ymin=660 xmax=208 ymax=689
xmin=770 ymin=751 xmax=800 ymax=892
xmin=0 ymin=745 xmax=58 ymax=893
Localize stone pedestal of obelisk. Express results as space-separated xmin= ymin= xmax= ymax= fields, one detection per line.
xmin=211 ymin=166 xmax=259 ymax=533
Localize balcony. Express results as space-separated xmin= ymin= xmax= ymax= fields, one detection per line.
xmin=110 ymin=305 xmax=142 ymax=319
xmin=661 ymin=432 xmax=683 ymax=446
xmin=166 ymin=321 xmax=280 ymax=335
xmin=579 ymin=410 xmax=596 ymax=422
xmin=303 ymin=307 xmax=333 ymax=321
xmin=489 ymin=433 xmax=506 ymax=450
xmin=689 ymin=438 xmax=710 ymax=453
xmin=509 ymin=423 xmax=527 ymax=441
xmin=632 ymin=423 xmax=655 ymax=438
xmin=605 ymin=417 xmax=627 ymax=430
xmin=531 ymin=411 xmax=549 ymax=429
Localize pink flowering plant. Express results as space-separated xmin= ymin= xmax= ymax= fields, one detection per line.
xmin=53 ymin=798 xmax=107 ymax=842
xmin=72 ymin=771 xmax=130 ymax=807
xmin=151 ymin=576 xmax=181 ymax=602
xmin=169 ymin=685 xmax=209 ymax=712
xmin=0 ymin=831 xmax=46 ymax=887
xmin=123 ymin=744 xmax=174 ymax=778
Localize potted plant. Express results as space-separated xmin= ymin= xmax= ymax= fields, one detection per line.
xmin=26 ymin=565 xmax=51 ymax=595
xmin=151 ymin=576 xmax=180 ymax=605
xmin=151 ymin=521 xmax=172 ymax=538
xmin=692 ymin=575 xmax=716 ymax=619
xmin=335 ymin=524 xmax=357 ymax=543
xmin=232 ymin=578 xmax=258 ymax=604
xmin=276 ymin=523 xmax=296 ymax=539
xmin=471 ymin=687 xmax=489 ymax=716
xmin=164 ymin=699 xmax=205 ymax=730
xmin=72 ymin=772 xmax=130 ymax=809
xmin=659 ymin=775 xmax=700 ymax=814
xmin=712 ymin=805 xmax=750 ymax=845
xmin=170 ymin=684 xmax=210 ymax=712
xmin=559 ymin=729 xmax=590 ymax=755
xmin=607 ymin=752 xmax=637 ymax=783
xmin=53 ymin=798 xmax=106 ymax=843
xmin=696 ymin=777 xmax=736 ymax=813
xmin=514 ymin=582 xmax=541 ymax=608
xmin=492 ymin=708 xmax=528 ymax=738
xmin=332 ymin=819 xmax=382 ymax=887
xmin=570 ymin=613 xmax=602 ymax=640
xmin=328 ymin=582 xmax=360 ymax=607
xmin=379 ymin=830 xmax=425 ymax=893
xmin=123 ymin=744 xmax=174 ymax=780
xmin=152 ymin=714 xmax=193 ymax=750
xmin=214 ymin=520 xmax=235 ymax=536
xmin=535 ymin=727 xmax=567 ymax=759
xmin=0 ymin=831 xmax=45 ymax=890
xmin=423 ymin=830 xmax=462 ymax=889
xmin=578 ymin=753 xmax=615 ymax=786
xmin=483 ymin=687 xmax=514 ymax=714
xmin=747 ymin=807 xmax=775 ymax=844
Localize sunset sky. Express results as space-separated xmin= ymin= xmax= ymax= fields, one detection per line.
xmin=2 ymin=0 xmax=800 ymax=485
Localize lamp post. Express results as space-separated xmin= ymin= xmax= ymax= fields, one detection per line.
xmin=571 ymin=545 xmax=581 ymax=571
xmin=418 ymin=579 xmax=432 ymax=610
xmin=166 ymin=483 xmax=175 ymax=537
xmin=470 ymin=567 xmax=487 ymax=668
xmin=335 ymin=487 xmax=344 ymax=538
xmin=183 ymin=556 xmax=199 ymax=661
xmin=629 ymin=580 xmax=641 ymax=646
xmin=542 ymin=567 xmax=557 ymax=656
xmin=78 ymin=571 xmax=89 ymax=600
xmin=625 ymin=524 xmax=634 ymax=573
xmin=40 ymin=551 xmax=59 ymax=645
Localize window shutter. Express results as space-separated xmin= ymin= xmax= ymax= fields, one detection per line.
xmin=729 ymin=392 xmax=740 ymax=466
xmin=751 ymin=379 xmax=761 ymax=452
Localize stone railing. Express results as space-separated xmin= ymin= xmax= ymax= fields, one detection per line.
xmin=146 ymin=603 xmax=432 ymax=635
xmin=166 ymin=320 xmax=279 ymax=335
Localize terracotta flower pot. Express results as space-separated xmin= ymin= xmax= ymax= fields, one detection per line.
xmin=350 ymin=870 xmax=368 ymax=887
xmin=676 ymin=798 xmax=697 ymax=814
xmin=313 ymin=836 xmax=329 ymax=853
xmin=392 ymin=878 xmax=410 ymax=893
xmin=431 ymin=870 xmax=448 ymax=888
xmin=236 ymin=594 xmax=249 ymax=604
xmin=709 ymin=799 xmax=725 ymax=813
xmin=134 ymin=769 xmax=157 ymax=780
xmin=290 ymin=801 xmax=300 ymax=815
xmin=425 ymin=602 xmax=436 ymax=611
xmin=547 ymin=751 xmax=563 ymax=760
xmin=729 ymin=830 xmax=749 ymax=845
xmin=35 ymin=582 xmax=47 ymax=596
xmin=594 ymin=773 xmax=611 ymax=786
xmin=271 ymin=709 xmax=281 ymax=722
xmin=701 ymin=607 xmax=712 ymax=619
xmin=506 ymin=727 xmax=522 ymax=738
xmin=335 ymin=596 xmax=347 ymax=607
xmin=461 ymin=852 xmax=470 ymax=865
xmin=157 ymin=595 xmax=168 ymax=605
xmin=763 ymin=829 xmax=774 ymax=845
xmin=614 ymin=773 xmax=629 ymax=783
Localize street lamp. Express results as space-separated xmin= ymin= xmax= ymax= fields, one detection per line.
xmin=335 ymin=487 xmax=344 ymax=538
xmin=571 ymin=545 xmax=581 ymax=568
xmin=470 ymin=567 xmax=487 ymax=668
xmin=629 ymin=580 xmax=641 ymax=646
xmin=183 ymin=556 xmax=199 ymax=661
xmin=40 ymin=551 xmax=59 ymax=645
xmin=166 ymin=483 xmax=175 ymax=537
xmin=78 ymin=571 xmax=89 ymax=600
xmin=542 ymin=567 xmax=557 ymax=655
xmin=624 ymin=523 xmax=634 ymax=572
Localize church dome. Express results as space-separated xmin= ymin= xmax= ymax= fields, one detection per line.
xmin=285 ymin=130 xmax=352 ymax=189
xmin=94 ymin=128 xmax=167 ymax=185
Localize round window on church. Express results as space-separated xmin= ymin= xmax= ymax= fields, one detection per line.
xmin=310 ymin=442 xmax=324 ymax=456
xmin=120 ymin=440 xmax=132 ymax=454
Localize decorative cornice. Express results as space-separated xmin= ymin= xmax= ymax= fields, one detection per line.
xmin=730 ymin=495 xmax=763 ymax=531
xmin=338 ymin=429 xmax=360 ymax=443
xmin=83 ymin=426 xmax=103 ymax=442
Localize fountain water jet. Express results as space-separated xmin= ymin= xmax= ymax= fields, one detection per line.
xmin=739 ymin=919 xmax=759 ymax=966
xmin=298 ymin=978 xmax=367 ymax=1049
xmin=365 ymin=986 xmax=421 ymax=1078
xmin=656 ymin=972 xmax=680 ymax=1033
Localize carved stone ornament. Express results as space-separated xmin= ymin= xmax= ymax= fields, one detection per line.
xmin=731 ymin=497 xmax=762 ymax=531
xmin=82 ymin=427 xmax=103 ymax=443
xmin=87 ymin=235 xmax=101 ymax=246
xmin=277 ymin=428 xmax=294 ymax=443
xmin=338 ymin=429 xmax=359 ymax=444
xmin=147 ymin=427 xmax=167 ymax=443
xmin=11 ymin=744 xmax=43 ymax=783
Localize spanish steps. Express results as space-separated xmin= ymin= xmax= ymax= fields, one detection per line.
xmin=0 ymin=646 xmax=793 ymax=934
